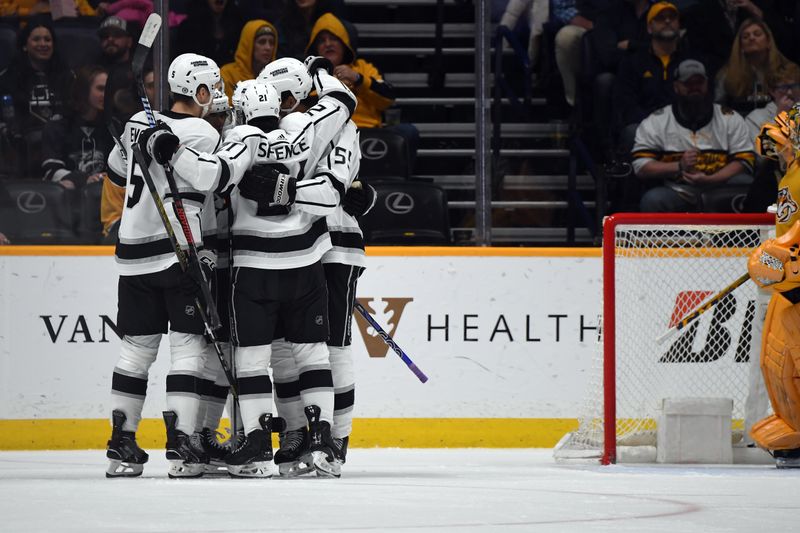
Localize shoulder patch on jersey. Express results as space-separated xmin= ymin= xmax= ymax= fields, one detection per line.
xmin=721 ymin=106 xmax=735 ymax=115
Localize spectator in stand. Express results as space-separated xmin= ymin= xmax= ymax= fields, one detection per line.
xmin=553 ymin=0 xmax=608 ymax=108
xmin=95 ymin=0 xmax=187 ymax=31
xmin=582 ymin=0 xmax=650 ymax=160
xmin=97 ymin=16 xmax=139 ymax=131
xmin=0 ymin=16 xmax=73 ymax=177
xmin=0 ymin=0 xmax=97 ymax=17
xmin=715 ymin=18 xmax=798 ymax=116
xmin=41 ymin=65 xmax=114 ymax=191
xmin=306 ymin=13 xmax=419 ymax=165
xmin=274 ymin=0 xmax=346 ymax=60
xmin=220 ymin=19 xmax=278 ymax=101
xmin=174 ymin=0 xmax=244 ymax=67
xmin=682 ymin=0 xmax=794 ymax=75
xmin=745 ymin=62 xmax=800 ymax=140
xmin=612 ymin=2 xmax=688 ymax=149
xmin=632 ymin=59 xmax=756 ymax=212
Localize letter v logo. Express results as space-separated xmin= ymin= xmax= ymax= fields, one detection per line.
xmin=354 ymin=297 xmax=413 ymax=357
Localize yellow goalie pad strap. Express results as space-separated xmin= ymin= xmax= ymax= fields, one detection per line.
xmin=748 ymin=220 xmax=800 ymax=291
xmin=750 ymin=414 xmax=800 ymax=450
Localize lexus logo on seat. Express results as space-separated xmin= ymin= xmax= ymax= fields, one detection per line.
xmin=361 ymin=138 xmax=388 ymax=160
xmin=385 ymin=192 xmax=414 ymax=214
xmin=17 ymin=191 xmax=46 ymax=214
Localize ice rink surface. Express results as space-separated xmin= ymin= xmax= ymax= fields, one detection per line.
xmin=0 ymin=448 xmax=798 ymax=532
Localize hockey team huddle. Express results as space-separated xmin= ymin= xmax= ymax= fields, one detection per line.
xmin=104 ymin=51 xmax=376 ymax=479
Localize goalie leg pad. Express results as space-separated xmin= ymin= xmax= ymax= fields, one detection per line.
xmin=751 ymin=294 xmax=800 ymax=450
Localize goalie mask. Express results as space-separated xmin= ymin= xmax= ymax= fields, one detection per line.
xmin=168 ymin=53 xmax=221 ymax=117
xmin=239 ymin=81 xmax=281 ymax=124
xmin=257 ymin=57 xmax=312 ymax=114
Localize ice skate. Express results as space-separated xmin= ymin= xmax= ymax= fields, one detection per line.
xmin=226 ymin=414 xmax=275 ymax=478
xmin=163 ymin=411 xmax=208 ymax=478
xmin=275 ymin=427 xmax=313 ymax=477
xmin=199 ymin=427 xmax=230 ymax=475
xmin=106 ymin=410 xmax=148 ymax=478
xmin=303 ymin=405 xmax=341 ymax=478
xmin=775 ymin=449 xmax=800 ymax=469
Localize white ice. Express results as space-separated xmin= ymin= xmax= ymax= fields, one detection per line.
xmin=0 ymin=449 xmax=798 ymax=532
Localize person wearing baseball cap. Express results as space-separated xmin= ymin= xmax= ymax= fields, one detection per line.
xmin=98 ymin=16 xmax=133 ymax=64
xmin=631 ymin=57 xmax=755 ymax=212
xmin=612 ymin=0 xmax=689 ymax=150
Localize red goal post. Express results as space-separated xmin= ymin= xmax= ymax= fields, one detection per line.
xmin=555 ymin=212 xmax=775 ymax=464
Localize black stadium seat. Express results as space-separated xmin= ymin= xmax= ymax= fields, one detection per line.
xmin=0 ymin=180 xmax=77 ymax=243
xmin=360 ymin=181 xmax=450 ymax=244
xmin=358 ymin=128 xmax=410 ymax=180
xmin=78 ymin=180 xmax=103 ymax=243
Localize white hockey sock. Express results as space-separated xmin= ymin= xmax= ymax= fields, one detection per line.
xmin=294 ymin=342 xmax=334 ymax=425
xmin=235 ymin=345 xmax=273 ymax=435
xmin=271 ymin=339 xmax=307 ymax=431
xmin=329 ymin=345 xmax=355 ymax=439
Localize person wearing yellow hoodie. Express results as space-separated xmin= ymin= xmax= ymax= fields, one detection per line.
xmin=220 ymin=19 xmax=278 ymax=101
xmin=306 ymin=12 xmax=418 ymax=169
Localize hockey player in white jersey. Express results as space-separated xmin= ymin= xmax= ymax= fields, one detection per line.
xmin=258 ymin=56 xmax=376 ymax=477
xmin=105 ymin=53 xmax=223 ymax=479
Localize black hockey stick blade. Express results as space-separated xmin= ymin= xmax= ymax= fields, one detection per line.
xmin=132 ymin=13 xmax=161 ymax=76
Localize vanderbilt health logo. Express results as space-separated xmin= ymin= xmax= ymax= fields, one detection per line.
xmin=354 ymin=297 xmax=413 ymax=357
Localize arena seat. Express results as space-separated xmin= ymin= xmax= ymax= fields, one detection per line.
xmin=0 ymin=180 xmax=77 ymax=243
xmin=359 ymin=128 xmax=410 ymax=181
xmin=360 ymin=180 xmax=450 ymax=244
xmin=78 ymin=180 xmax=103 ymax=243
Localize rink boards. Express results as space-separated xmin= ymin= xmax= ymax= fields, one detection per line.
xmin=1 ymin=246 xmax=597 ymax=449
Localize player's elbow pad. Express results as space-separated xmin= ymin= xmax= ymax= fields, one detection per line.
xmin=315 ymin=72 xmax=357 ymax=117
xmin=172 ymin=146 xmax=219 ymax=192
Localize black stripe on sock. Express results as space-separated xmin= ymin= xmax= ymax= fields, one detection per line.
xmin=299 ymin=369 xmax=333 ymax=391
xmin=274 ymin=380 xmax=300 ymax=400
xmin=112 ymin=372 xmax=148 ymax=397
xmin=166 ymin=374 xmax=202 ymax=395
xmin=334 ymin=388 xmax=355 ymax=411
xmin=237 ymin=375 xmax=272 ymax=396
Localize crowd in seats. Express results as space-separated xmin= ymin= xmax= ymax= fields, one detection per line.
xmin=539 ymin=0 xmax=800 ymax=215
xmin=0 ymin=0 xmax=419 ymax=245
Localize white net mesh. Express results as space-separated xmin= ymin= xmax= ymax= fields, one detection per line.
xmin=555 ymin=215 xmax=773 ymax=463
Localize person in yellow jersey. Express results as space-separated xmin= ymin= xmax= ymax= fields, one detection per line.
xmin=747 ymin=104 xmax=800 ymax=467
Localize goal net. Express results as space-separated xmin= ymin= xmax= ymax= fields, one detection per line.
xmin=554 ymin=213 xmax=774 ymax=464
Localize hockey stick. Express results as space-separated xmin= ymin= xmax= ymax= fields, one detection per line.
xmin=131 ymin=13 xmax=238 ymax=400
xmin=354 ymin=302 xmax=428 ymax=383
xmin=655 ymin=272 xmax=751 ymax=345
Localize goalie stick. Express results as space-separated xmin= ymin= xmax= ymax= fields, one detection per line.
xmin=130 ymin=13 xmax=239 ymax=401
xmin=354 ymin=302 xmax=428 ymax=383
xmin=655 ymin=272 xmax=751 ymax=345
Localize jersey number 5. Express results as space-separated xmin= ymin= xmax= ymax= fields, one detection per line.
xmin=127 ymin=168 xmax=145 ymax=208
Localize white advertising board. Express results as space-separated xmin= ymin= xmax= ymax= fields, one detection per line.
xmin=0 ymin=252 xmax=603 ymax=420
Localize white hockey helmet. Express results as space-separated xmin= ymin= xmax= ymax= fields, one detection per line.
xmin=257 ymin=57 xmax=312 ymax=113
xmin=168 ymin=53 xmax=221 ymax=112
xmin=231 ymin=79 xmax=258 ymax=126
xmin=209 ymin=88 xmax=230 ymax=115
xmin=239 ymin=81 xmax=281 ymax=124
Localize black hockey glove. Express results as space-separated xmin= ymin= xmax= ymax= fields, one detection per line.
xmin=342 ymin=181 xmax=377 ymax=218
xmin=239 ymin=165 xmax=297 ymax=206
xmin=304 ymin=55 xmax=334 ymax=75
xmin=180 ymin=249 xmax=216 ymax=297
xmin=138 ymin=122 xmax=180 ymax=165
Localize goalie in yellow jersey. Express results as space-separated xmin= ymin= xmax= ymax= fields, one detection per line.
xmin=747 ymin=103 xmax=800 ymax=467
